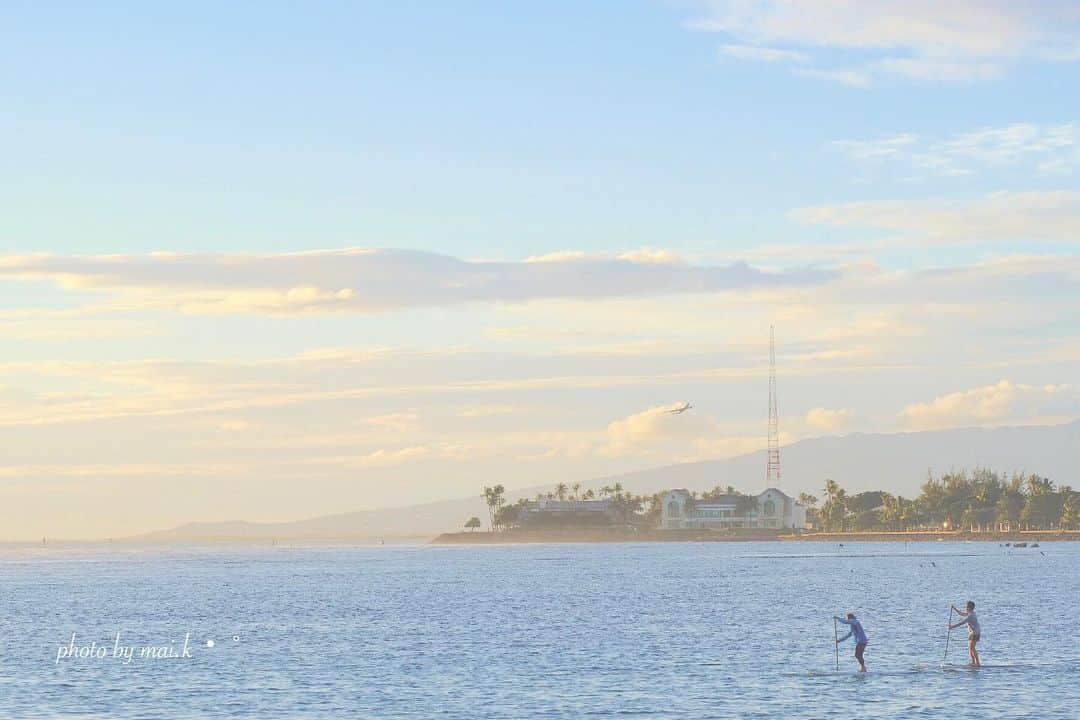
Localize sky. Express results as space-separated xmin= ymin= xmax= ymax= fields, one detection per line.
xmin=2 ymin=1 xmax=1079 ymax=539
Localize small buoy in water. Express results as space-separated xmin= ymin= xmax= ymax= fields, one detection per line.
xmin=206 ymin=639 xmax=215 ymax=648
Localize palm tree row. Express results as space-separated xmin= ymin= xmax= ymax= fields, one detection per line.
xmin=482 ymin=470 xmax=1078 ymax=533
xmin=808 ymin=469 xmax=1078 ymax=532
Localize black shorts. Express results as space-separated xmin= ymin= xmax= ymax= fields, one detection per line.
xmin=855 ymin=643 xmax=867 ymax=661
xmin=970 ymin=633 xmax=980 ymax=643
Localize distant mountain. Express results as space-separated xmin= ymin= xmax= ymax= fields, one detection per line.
xmin=134 ymin=420 xmax=1079 ymax=541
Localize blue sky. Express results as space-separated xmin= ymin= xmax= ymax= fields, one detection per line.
xmin=5 ymin=1 xmax=1076 ymax=258
xmin=1 ymin=1 xmax=1078 ymax=538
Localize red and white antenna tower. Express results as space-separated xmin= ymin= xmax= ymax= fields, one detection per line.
xmin=765 ymin=325 xmax=781 ymax=488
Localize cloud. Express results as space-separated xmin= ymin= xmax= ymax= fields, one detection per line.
xmin=367 ymin=413 xmax=422 ymax=433
xmin=791 ymin=67 xmax=872 ymax=88
xmin=455 ymin=404 xmax=517 ymax=419
xmin=792 ymin=191 xmax=1080 ymax=245
xmin=615 ymin=249 xmax=685 ymax=265
xmin=900 ymin=380 xmax=1076 ymax=429
xmin=0 ymin=463 xmax=226 ymax=478
xmin=831 ymin=134 xmax=918 ymax=160
xmin=525 ymin=251 xmax=589 ymax=263
xmin=601 ymin=403 xmax=708 ymax=457
xmin=691 ymin=1 xmax=1080 ymax=85
xmin=805 ymin=407 xmax=854 ymax=431
xmin=832 ymin=123 xmax=1080 ymax=177
xmin=598 ymin=403 xmax=774 ymax=460
xmin=0 ymin=249 xmax=836 ymax=316
xmin=871 ymin=57 xmax=1001 ymax=83
xmin=720 ymin=44 xmax=809 ymax=63
xmin=352 ymin=446 xmax=431 ymax=468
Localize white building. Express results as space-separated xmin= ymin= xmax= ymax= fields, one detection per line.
xmin=518 ymin=498 xmax=619 ymax=528
xmin=660 ymin=488 xmax=806 ymax=530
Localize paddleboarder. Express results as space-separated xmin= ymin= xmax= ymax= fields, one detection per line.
xmin=949 ymin=600 xmax=981 ymax=667
xmin=834 ymin=613 xmax=869 ymax=672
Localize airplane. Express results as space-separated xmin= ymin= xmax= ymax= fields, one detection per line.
xmin=668 ymin=402 xmax=693 ymax=415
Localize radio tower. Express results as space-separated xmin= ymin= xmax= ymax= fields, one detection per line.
xmin=765 ymin=325 xmax=781 ymax=489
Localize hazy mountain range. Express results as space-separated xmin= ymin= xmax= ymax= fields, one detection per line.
xmin=135 ymin=421 xmax=1079 ymax=541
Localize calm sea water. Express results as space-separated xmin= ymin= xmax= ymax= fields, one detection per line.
xmin=1 ymin=541 xmax=1077 ymax=719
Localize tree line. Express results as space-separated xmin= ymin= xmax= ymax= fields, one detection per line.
xmin=474 ymin=482 xmax=762 ymax=531
xmin=805 ymin=469 xmax=1078 ymax=532
xmin=470 ymin=470 xmax=1079 ymax=533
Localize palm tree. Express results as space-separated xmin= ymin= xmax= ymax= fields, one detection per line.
xmin=482 ymin=485 xmax=506 ymax=532
xmin=880 ymin=493 xmax=902 ymax=530
xmin=1027 ymin=474 xmax=1054 ymax=496
xmin=554 ymin=483 xmax=569 ymax=501
xmin=822 ymin=479 xmax=848 ymax=532
xmin=616 ymin=493 xmax=642 ymax=525
xmin=995 ymin=491 xmax=1023 ymax=532
xmin=961 ymin=504 xmax=980 ymax=533
xmin=1060 ymin=486 xmax=1078 ymax=530
xmin=735 ymin=494 xmax=758 ymax=520
xmin=571 ymin=483 xmax=582 ymax=500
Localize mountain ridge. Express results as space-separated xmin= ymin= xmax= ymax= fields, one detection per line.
xmin=133 ymin=420 xmax=1079 ymax=541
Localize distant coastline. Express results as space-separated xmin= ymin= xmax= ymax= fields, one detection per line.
xmin=431 ymin=529 xmax=1080 ymax=544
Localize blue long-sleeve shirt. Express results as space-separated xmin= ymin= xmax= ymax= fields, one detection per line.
xmin=835 ymin=616 xmax=868 ymax=645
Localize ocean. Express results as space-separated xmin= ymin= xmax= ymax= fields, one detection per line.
xmin=2 ymin=541 xmax=1077 ymax=719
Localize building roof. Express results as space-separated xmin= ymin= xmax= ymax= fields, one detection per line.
xmin=695 ymin=494 xmax=742 ymax=506
xmin=527 ymin=499 xmax=614 ymax=512
xmin=669 ymin=487 xmax=803 ymax=506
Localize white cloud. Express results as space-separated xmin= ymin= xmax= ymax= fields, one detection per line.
xmin=805 ymin=407 xmax=854 ymax=431
xmin=692 ymin=1 xmax=1080 ymax=85
xmin=601 ymin=403 xmax=709 ymax=457
xmin=367 ymin=413 xmax=422 ymax=433
xmin=792 ymin=191 xmax=1080 ymax=245
xmin=455 ymin=404 xmax=517 ymax=419
xmin=832 ymin=123 xmax=1080 ymax=177
xmin=791 ymin=67 xmax=872 ymax=88
xmin=871 ymin=57 xmax=1001 ymax=83
xmin=0 ymin=249 xmax=835 ymax=316
xmin=352 ymin=446 xmax=430 ymax=468
xmin=525 ymin=251 xmax=589 ymax=263
xmin=0 ymin=463 xmax=227 ymax=478
xmin=720 ymin=44 xmax=808 ymax=63
xmin=0 ymin=243 xmax=1076 ymax=541
xmin=901 ymin=380 xmax=1075 ymax=429
xmin=615 ymin=249 xmax=686 ymax=265
xmin=598 ymin=403 xmax=777 ymax=461
xmin=831 ymin=134 xmax=919 ymax=160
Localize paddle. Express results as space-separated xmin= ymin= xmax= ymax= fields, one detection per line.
xmin=833 ymin=617 xmax=839 ymax=671
xmin=943 ymin=606 xmax=954 ymax=663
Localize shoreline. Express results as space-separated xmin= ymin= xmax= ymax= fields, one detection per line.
xmin=431 ymin=530 xmax=1080 ymax=544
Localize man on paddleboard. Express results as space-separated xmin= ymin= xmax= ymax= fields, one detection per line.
xmin=834 ymin=613 xmax=869 ymax=672
xmin=950 ymin=600 xmax=981 ymax=667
